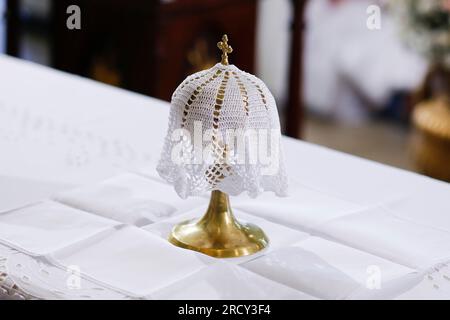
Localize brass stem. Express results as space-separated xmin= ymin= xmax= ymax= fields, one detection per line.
xmin=168 ymin=190 xmax=269 ymax=258
xmin=198 ymin=190 xmax=239 ymax=240
xmin=221 ymin=54 xmax=229 ymax=66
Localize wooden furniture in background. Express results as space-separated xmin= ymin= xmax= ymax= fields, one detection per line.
xmin=5 ymin=0 xmax=19 ymax=57
xmin=6 ymin=0 xmax=257 ymax=101
xmin=285 ymin=0 xmax=307 ymax=138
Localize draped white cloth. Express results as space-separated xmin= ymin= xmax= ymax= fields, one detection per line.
xmin=0 ymin=55 xmax=449 ymax=299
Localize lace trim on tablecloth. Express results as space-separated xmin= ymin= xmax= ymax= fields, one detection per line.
xmin=424 ymin=261 xmax=450 ymax=291
xmin=0 ymin=243 xmax=131 ymax=300
xmin=0 ymin=245 xmax=34 ymax=300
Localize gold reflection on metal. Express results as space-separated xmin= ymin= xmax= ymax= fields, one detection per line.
xmin=169 ymin=190 xmax=269 ymax=258
xmin=245 ymin=75 xmax=268 ymax=111
xmin=232 ymin=72 xmax=250 ymax=116
xmin=217 ymin=34 xmax=233 ymax=66
xmin=187 ymin=38 xmax=217 ymax=73
xmin=205 ymin=71 xmax=231 ymax=187
xmin=412 ymin=96 xmax=450 ymax=181
xmin=181 ymin=69 xmax=221 ymax=128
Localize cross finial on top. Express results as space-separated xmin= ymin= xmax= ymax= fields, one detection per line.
xmin=217 ymin=34 xmax=233 ymax=65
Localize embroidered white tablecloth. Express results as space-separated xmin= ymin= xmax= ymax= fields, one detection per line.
xmin=0 ymin=55 xmax=449 ymax=300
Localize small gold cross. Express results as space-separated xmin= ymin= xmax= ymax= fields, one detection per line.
xmin=217 ymin=34 xmax=233 ymax=65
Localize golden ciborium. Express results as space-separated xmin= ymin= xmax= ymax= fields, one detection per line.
xmin=157 ymin=35 xmax=287 ymax=258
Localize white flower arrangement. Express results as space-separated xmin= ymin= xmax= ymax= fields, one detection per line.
xmin=390 ymin=0 xmax=450 ymax=68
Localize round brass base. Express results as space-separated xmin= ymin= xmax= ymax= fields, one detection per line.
xmin=168 ymin=191 xmax=269 ymax=258
xmin=169 ymin=219 xmax=269 ymax=258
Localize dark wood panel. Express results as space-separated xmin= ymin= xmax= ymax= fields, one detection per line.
xmin=285 ymin=0 xmax=307 ymax=138
xmin=152 ymin=0 xmax=256 ymax=100
xmin=5 ymin=0 xmax=19 ymax=56
xmin=48 ymin=0 xmax=256 ymax=101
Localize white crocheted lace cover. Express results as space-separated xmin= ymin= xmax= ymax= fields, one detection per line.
xmin=157 ymin=63 xmax=288 ymax=199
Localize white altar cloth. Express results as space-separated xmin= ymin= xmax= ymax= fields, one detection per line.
xmin=0 ymin=55 xmax=449 ymax=300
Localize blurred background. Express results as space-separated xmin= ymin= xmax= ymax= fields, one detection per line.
xmin=0 ymin=0 xmax=449 ymax=181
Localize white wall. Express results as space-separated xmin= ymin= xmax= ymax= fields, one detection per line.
xmin=256 ymin=0 xmax=291 ymax=106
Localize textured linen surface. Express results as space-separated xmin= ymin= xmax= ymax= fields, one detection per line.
xmin=317 ymin=207 xmax=450 ymax=269
xmin=243 ymin=237 xmax=419 ymax=300
xmin=0 ymin=201 xmax=119 ymax=255
xmin=53 ymin=173 xmax=205 ymax=227
xmin=148 ymin=262 xmax=317 ymax=300
xmin=48 ymin=225 xmax=212 ymax=297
